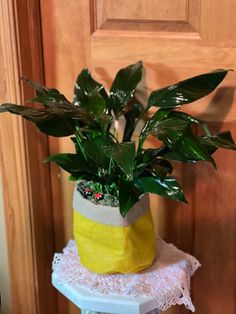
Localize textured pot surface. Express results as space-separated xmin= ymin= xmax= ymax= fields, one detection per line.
xmin=73 ymin=188 xmax=156 ymax=274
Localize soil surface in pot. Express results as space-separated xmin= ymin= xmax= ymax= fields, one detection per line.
xmin=77 ymin=180 xmax=119 ymax=207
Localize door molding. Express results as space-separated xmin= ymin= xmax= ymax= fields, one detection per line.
xmin=0 ymin=1 xmax=57 ymax=313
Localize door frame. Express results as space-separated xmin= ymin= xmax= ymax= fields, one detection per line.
xmin=0 ymin=0 xmax=57 ymax=313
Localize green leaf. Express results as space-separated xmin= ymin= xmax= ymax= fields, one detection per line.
xmin=163 ymin=150 xmax=195 ymax=163
xmin=168 ymin=111 xmax=214 ymax=137
xmin=45 ymin=154 xmax=80 ymax=173
xmin=83 ymin=136 xmax=111 ymax=168
xmin=134 ymin=176 xmax=187 ymax=203
xmin=150 ymin=109 xmax=171 ymax=122
xmin=87 ymin=88 xmax=106 ymax=118
xmin=123 ymin=103 xmax=142 ymax=141
xmin=23 ymin=77 xmax=70 ymax=105
xmin=164 ymin=128 xmax=217 ymax=167
xmin=99 ymin=115 xmax=114 ymax=134
xmin=146 ymin=159 xmax=173 ymax=179
xmin=137 ymin=147 xmax=170 ymax=164
xmin=104 ymin=142 xmax=136 ymax=180
xmin=119 ymin=179 xmax=141 ymax=217
xmin=179 ymin=132 xmax=216 ymax=168
xmin=73 ymin=69 xmax=108 ymax=107
xmin=135 ymin=147 xmax=170 ymax=176
xmin=148 ymin=69 xmax=229 ymax=108
xmin=139 ymin=109 xmax=170 ymax=144
xmin=30 ymin=95 xmax=71 ymax=107
xmin=200 ymin=131 xmax=236 ymax=150
xmin=71 ymin=135 xmax=88 ymax=162
xmin=69 ymin=175 xmax=78 ymax=181
xmin=45 ymin=153 xmax=95 ymax=177
xmin=22 ymin=77 xmax=54 ymax=95
xmin=110 ymin=61 xmax=143 ymax=115
xmin=144 ymin=117 xmax=189 ymax=148
xmin=168 ymin=111 xmax=200 ymax=124
xmin=0 ymin=104 xmax=75 ymax=137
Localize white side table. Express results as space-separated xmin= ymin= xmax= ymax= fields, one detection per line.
xmin=52 ymin=272 xmax=159 ymax=314
xmin=52 ymin=239 xmax=200 ymax=313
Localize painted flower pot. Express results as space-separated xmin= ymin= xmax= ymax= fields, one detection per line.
xmin=73 ymin=186 xmax=156 ymax=274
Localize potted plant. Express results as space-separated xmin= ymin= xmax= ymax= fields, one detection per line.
xmin=1 ymin=61 xmax=235 ymax=274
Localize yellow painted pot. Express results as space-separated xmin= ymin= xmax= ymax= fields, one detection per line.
xmin=73 ymin=187 xmax=156 ymax=274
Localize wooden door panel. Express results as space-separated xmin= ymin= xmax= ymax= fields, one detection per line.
xmin=201 ymin=0 xmax=236 ymax=41
xmin=40 ymin=1 xmax=236 ymax=313
xmin=193 ymin=123 xmax=236 ymax=314
xmin=93 ymin=0 xmax=199 ymax=32
xmin=96 ymin=0 xmax=188 ymax=26
xmin=40 ymin=1 xmax=91 ymax=313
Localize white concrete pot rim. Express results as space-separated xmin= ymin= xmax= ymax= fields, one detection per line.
xmin=73 ymin=187 xmax=149 ymax=227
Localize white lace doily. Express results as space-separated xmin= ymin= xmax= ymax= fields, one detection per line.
xmin=52 ymin=238 xmax=200 ymax=312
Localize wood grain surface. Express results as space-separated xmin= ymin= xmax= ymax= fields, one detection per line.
xmin=40 ymin=1 xmax=236 ymax=313
xmin=0 ymin=0 xmax=57 ymax=313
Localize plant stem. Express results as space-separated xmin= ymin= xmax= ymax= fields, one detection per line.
xmin=104 ymin=184 xmax=110 ymax=194
xmin=137 ymin=136 xmax=146 ymax=153
xmin=108 ymin=157 xmax=112 ymax=175
xmin=201 ymin=122 xmax=212 ymax=136
xmin=75 ymin=126 xmax=87 ymax=160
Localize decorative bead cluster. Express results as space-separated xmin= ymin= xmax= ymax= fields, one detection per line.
xmin=77 ymin=185 xmax=104 ymax=202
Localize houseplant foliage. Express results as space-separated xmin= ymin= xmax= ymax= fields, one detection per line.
xmin=1 ymin=61 xmax=235 ymax=217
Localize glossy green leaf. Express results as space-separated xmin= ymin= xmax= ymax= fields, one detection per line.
xmin=163 ymin=150 xmax=196 ymax=163
xmin=200 ymin=131 xmax=236 ymax=150
xmin=168 ymin=111 xmax=214 ymax=136
xmin=30 ymin=95 xmax=71 ymax=107
xmin=73 ymin=69 xmax=108 ymax=107
xmin=87 ymin=88 xmax=106 ymax=118
xmin=179 ymin=132 xmax=216 ymax=167
xmin=151 ymin=109 xmax=171 ymax=121
xmin=123 ymin=103 xmax=142 ymax=141
xmin=164 ymin=128 xmax=216 ymax=167
xmin=137 ymin=147 xmax=170 ymax=163
xmin=23 ymin=77 xmax=70 ymax=105
xmin=110 ymin=61 xmax=143 ymax=115
xmin=1 ymin=64 xmax=235 ymax=217
xmin=71 ymin=136 xmax=87 ymax=160
xmin=146 ymin=159 xmax=173 ymax=179
xmin=144 ymin=117 xmax=189 ymax=147
xmin=104 ymin=142 xmax=136 ymax=179
xmin=0 ymin=103 xmax=75 ymax=136
xmin=135 ymin=147 xmax=170 ymax=175
xmin=168 ymin=111 xmax=200 ymax=124
xmin=119 ymin=179 xmax=140 ymax=217
xmin=23 ymin=77 xmax=59 ymax=96
xmin=140 ymin=109 xmax=170 ymax=138
xmin=148 ymin=69 xmax=229 ymax=108
xmin=83 ymin=136 xmax=111 ymax=168
xmin=45 ymin=153 xmax=96 ymax=178
xmin=134 ymin=176 xmax=187 ymax=203
xmin=99 ymin=115 xmax=113 ymax=134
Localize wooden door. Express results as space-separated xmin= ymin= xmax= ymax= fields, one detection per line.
xmin=40 ymin=1 xmax=236 ymax=313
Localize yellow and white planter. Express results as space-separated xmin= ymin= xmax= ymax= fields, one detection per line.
xmin=73 ymin=187 xmax=156 ymax=274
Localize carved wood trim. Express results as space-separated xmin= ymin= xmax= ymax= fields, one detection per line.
xmin=0 ymin=0 xmax=57 ymax=313
xmin=188 ymin=0 xmax=201 ymax=33
xmin=91 ymin=0 xmax=200 ymax=34
xmin=97 ymin=19 xmax=196 ymax=33
xmin=90 ymin=0 xmax=98 ymax=34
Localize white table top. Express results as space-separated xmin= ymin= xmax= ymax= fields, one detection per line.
xmin=52 ymin=272 xmax=159 ymax=314
xmin=52 ymin=238 xmax=200 ymax=313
